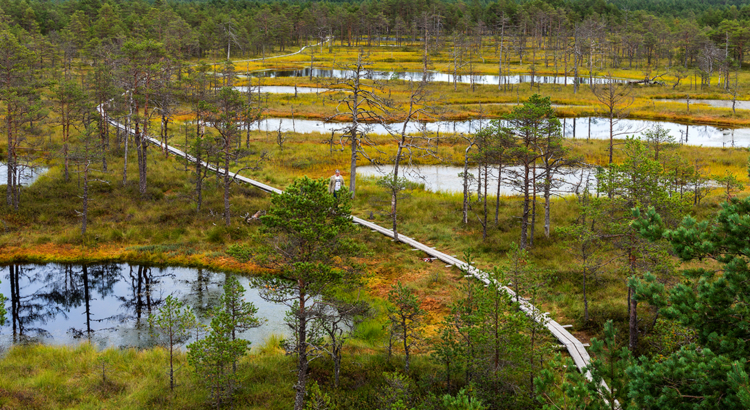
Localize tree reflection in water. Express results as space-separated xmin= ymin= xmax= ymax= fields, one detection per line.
xmin=0 ymin=264 xmax=284 ymax=349
xmin=5 ymin=264 xmax=120 ymax=343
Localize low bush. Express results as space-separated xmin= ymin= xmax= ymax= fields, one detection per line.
xmin=226 ymin=242 xmax=252 ymax=262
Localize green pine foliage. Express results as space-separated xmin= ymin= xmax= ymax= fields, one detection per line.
xmin=253 ymin=176 xmax=364 ymax=410
xmin=220 ymin=275 xmax=264 ymax=343
xmin=148 ymin=295 xmax=198 ymax=391
xmin=433 ymin=253 xmax=545 ymax=409
xmin=386 ymin=281 xmax=426 ymax=373
xmin=187 ymin=310 xmax=251 ymax=408
xmin=441 ymin=388 xmax=487 ymax=410
xmin=629 ymin=196 xmax=750 ymax=408
xmin=304 ymin=381 xmax=336 ymax=410
xmin=186 ymin=275 xmax=261 ymax=407
xmin=3 ymin=0 xmax=750 ymax=408
xmin=536 ymin=320 xmax=630 ymax=410
xmin=0 ymin=287 xmax=5 ymax=326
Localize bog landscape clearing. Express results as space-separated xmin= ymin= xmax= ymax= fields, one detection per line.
xmin=1 ymin=0 xmax=750 ymax=409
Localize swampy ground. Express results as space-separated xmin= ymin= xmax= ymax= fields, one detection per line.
xmin=1 ymin=42 xmax=749 ymax=409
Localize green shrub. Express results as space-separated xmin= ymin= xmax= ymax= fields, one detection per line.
xmin=129 ymin=244 xmax=180 ymax=254
xmin=353 ymin=319 xmax=385 ymax=345
xmin=206 ymin=226 xmax=227 ymax=244
xmin=226 ymin=243 xmax=252 ymax=262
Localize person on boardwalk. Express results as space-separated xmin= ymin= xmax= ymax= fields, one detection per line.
xmin=328 ymin=169 xmax=345 ymax=198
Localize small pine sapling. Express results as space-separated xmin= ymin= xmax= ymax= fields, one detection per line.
xmin=148 ymin=295 xmax=197 ymax=391
xmin=386 ymin=281 xmax=426 ymax=373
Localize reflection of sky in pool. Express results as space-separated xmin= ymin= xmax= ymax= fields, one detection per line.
xmin=250 ymin=117 xmax=750 ymax=149
xmin=358 ymin=165 xmax=597 ymax=196
xmin=234 ymin=85 xmax=329 ymax=94
xmin=0 ymin=264 xmax=289 ymax=350
xmin=244 ymin=68 xmax=626 ymax=86
xmin=655 ymin=99 xmax=750 ymax=110
xmin=0 ymin=163 xmax=47 ymax=186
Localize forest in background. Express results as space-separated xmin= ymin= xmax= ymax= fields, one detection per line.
xmin=0 ymin=0 xmax=749 ymax=409
xmin=3 ymin=0 xmax=750 ymax=64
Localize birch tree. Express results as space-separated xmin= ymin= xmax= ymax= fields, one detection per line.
xmin=460 ymin=131 xmax=479 ymax=225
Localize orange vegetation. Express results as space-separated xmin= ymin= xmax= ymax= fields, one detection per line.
xmin=0 ymin=243 xmax=273 ymax=276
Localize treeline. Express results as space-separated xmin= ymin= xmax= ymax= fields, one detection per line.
xmin=607 ymin=0 xmax=750 ymax=18
xmin=2 ymin=0 xmax=750 ymax=68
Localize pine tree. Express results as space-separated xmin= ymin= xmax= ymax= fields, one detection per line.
xmin=254 ymin=176 xmax=362 ymax=410
xmin=628 ymin=197 xmax=750 ymax=408
xmin=598 ymin=138 xmax=687 ymax=353
xmin=502 ymin=95 xmax=559 ymax=249
xmin=386 ymin=281 xmax=426 ymax=373
xmin=119 ymin=39 xmax=166 ymax=197
xmin=473 ymin=267 xmax=529 ymax=408
xmin=203 ymin=86 xmax=265 ymax=225
xmin=187 ymin=309 xmax=250 ymax=409
xmin=536 ymin=320 xmax=630 ymax=410
xmin=431 ymin=317 xmax=463 ymax=393
xmin=0 ymin=30 xmax=41 ymax=210
xmin=148 ymin=295 xmax=197 ymax=391
xmin=219 ymin=275 xmax=264 ymax=373
xmin=52 ymin=79 xmax=84 ymax=181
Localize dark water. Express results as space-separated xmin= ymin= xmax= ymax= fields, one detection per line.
xmin=0 ymin=264 xmax=289 ymax=349
xmin=246 ymin=68 xmax=626 ymax=86
xmin=251 ymin=117 xmax=750 ymax=148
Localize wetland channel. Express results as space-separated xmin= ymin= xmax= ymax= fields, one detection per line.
xmin=245 ymin=68 xmax=626 ymax=86
xmin=253 ymin=117 xmax=750 ymax=148
xmin=358 ymin=165 xmax=597 ymax=196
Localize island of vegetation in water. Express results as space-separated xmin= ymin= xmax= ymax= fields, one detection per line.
xmin=1 ymin=0 xmax=750 ymax=408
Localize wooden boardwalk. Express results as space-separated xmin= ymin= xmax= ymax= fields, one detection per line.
xmin=100 ymin=111 xmax=610 ymax=397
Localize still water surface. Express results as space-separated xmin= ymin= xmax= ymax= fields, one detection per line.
xmin=252 ymin=117 xmax=750 ymax=148
xmin=246 ymin=68 xmax=626 ymax=86
xmin=0 ymin=163 xmax=47 ymax=186
xmin=0 ymin=264 xmax=288 ymax=349
xmin=235 ymin=85 xmax=329 ymax=94
xmin=655 ymin=99 xmax=750 ymax=110
xmin=357 ymin=165 xmax=597 ymax=195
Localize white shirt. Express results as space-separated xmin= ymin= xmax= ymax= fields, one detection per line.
xmin=334 ymin=175 xmax=343 ymax=191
